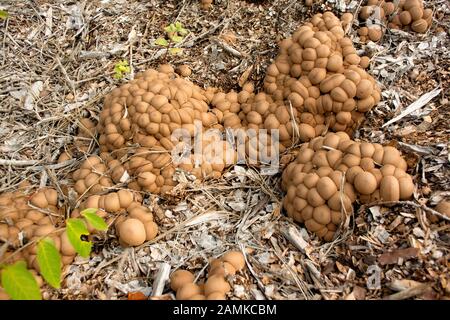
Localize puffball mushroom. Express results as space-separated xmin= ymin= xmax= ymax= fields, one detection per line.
xmin=221 ymin=251 xmax=245 ymax=271
xmin=204 ymin=275 xmax=231 ymax=296
xmin=1 ymin=9 xmax=420 ymax=284
xmin=176 ymin=65 xmax=192 ymax=77
xmin=435 ymin=201 xmax=450 ymax=218
xmin=170 ymin=270 xmax=195 ymax=291
xmin=201 ymin=0 xmax=213 ymax=9
xmin=176 ymin=283 xmax=202 ymax=300
xmin=118 ymin=218 xmax=146 ymax=246
xmin=170 ymin=250 xmax=247 ymax=300
xmin=209 ymin=262 xmax=236 ymax=277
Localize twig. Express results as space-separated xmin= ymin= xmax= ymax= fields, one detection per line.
xmin=238 ymin=243 xmax=270 ymax=300
xmin=359 ymin=200 xmax=450 ymax=222
xmin=151 ymin=263 xmax=171 ymax=297
xmin=383 ymin=283 xmax=429 ymax=300
xmin=56 ymin=57 xmax=76 ymax=96
xmin=0 ymin=159 xmax=39 ymax=166
xmin=279 ymin=223 xmax=312 ymax=257
xmin=382 ymin=87 xmax=442 ymax=127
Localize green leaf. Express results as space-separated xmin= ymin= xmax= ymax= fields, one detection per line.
xmin=169 ymin=48 xmax=183 ymax=55
xmin=66 ymin=218 xmax=92 ymax=258
xmin=164 ymin=24 xmax=177 ymax=33
xmin=170 ymin=35 xmax=183 ymax=43
xmin=113 ymin=60 xmax=130 ymax=80
xmin=154 ymin=37 xmax=169 ymax=47
xmin=114 ymin=60 xmax=130 ymax=73
xmin=0 ymin=10 xmax=8 ymax=20
xmin=37 ymin=238 xmax=61 ymax=289
xmin=175 ymin=22 xmax=188 ymax=35
xmin=1 ymin=261 xmax=41 ymax=300
xmin=178 ymin=28 xmax=188 ymax=36
xmin=81 ymin=208 xmax=108 ymax=231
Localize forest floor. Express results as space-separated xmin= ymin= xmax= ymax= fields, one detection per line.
xmin=0 ymin=0 xmax=449 ymax=300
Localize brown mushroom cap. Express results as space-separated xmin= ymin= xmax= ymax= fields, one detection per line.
xmin=204 ymin=275 xmax=231 ymax=296
xmin=170 ymin=270 xmax=195 ymax=291
xmin=380 ymin=176 xmax=400 ymax=202
xmin=354 ymin=171 xmax=378 ymax=195
xmin=118 ymin=218 xmax=146 ymax=246
xmin=435 ymin=201 xmax=450 ymax=218
xmin=221 ymin=251 xmax=245 ymax=271
xmin=176 ymin=283 xmax=202 ymax=300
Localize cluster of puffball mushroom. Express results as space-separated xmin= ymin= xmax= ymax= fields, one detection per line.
xmin=0 ymin=188 xmax=78 ymax=276
xmin=0 ymin=10 xmax=424 ymax=299
xmin=71 ymin=188 xmax=159 ymax=247
xmin=1 ymin=11 xmax=407 ymax=261
xmin=358 ymin=0 xmax=432 ymax=42
xmin=282 ymin=132 xmax=415 ymax=241
xmin=94 ymin=11 xmax=381 ymax=203
xmin=170 ymin=251 xmax=245 ymax=300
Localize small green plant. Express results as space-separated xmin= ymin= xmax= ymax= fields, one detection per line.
xmin=113 ymin=60 xmax=131 ymax=79
xmin=0 ymin=208 xmax=107 ymax=300
xmin=0 ymin=10 xmax=8 ymax=20
xmin=154 ymin=21 xmax=189 ymax=56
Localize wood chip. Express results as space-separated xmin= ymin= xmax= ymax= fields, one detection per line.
xmin=378 ymin=248 xmax=420 ymax=265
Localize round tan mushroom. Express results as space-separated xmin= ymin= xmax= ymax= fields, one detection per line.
xmin=170 ymin=270 xmax=195 ymax=291
xmin=118 ymin=218 xmax=146 ymax=246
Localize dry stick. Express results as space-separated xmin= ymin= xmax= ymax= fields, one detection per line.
xmin=212 ymin=38 xmax=243 ymax=58
xmin=189 ymin=8 xmax=242 ymax=45
xmin=320 ymin=172 xmax=355 ymax=259
xmin=151 ymin=263 xmax=171 ymax=297
xmin=29 ymin=159 xmax=77 ymax=171
xmin=285 ymin=99 xmax=301 ymax=147
xmin=279 ymin=224 xmax=312 ymax=257
xmin=136 ymin=210 xmax=228 ymax=250
xmin=129 ymin=248 xmax=142 ymax=275
xmin=359 ymin=200 xmax=450 ymax=222
xmin=237 ymin=195 xmax=269 ymax=234
xmin=1 ymin=17 xmax=9 ymax=66
xmin=303 ymin=259 xmax=331 ymax=300
xmin=383 ymin=283 xmax=430 ymax=300
xmin=238 ymin=243 xmax=270 ymax=300
xmin=0 ymin=159 xmax=40 ymax=166
xmin=92 ymin=254 xmax=124 ymax=279
xmin=346 ymin=0 xmax=366 ymax=37
xmin=56 ymin=57 xmax=76 ymax=97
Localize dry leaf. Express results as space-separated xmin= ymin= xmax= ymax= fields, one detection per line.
xmin=378 ymin=248 xmax=419 ymax=265
xmin=239 ymin=65 xmax=253 ymax=87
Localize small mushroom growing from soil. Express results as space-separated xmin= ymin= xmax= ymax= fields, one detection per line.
xmin=176 ymin=65 xmax=192 ymax=77
xmin=201 ymin=0 xmax=213 ymax=9
xmin=435 ymin=201 xmax=450 ymax=219
xmin=221 ymin=251 xmax=245 ymax=271
xmin=204 ymin=275 xmax=231 ymax=297
xmin=118 ymin=218 xmax=146 ymax=246
xmin=176 ymin=283 xmax=203 ymax=300
xmin=170 ymin=270 xmax=195 ymax=291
